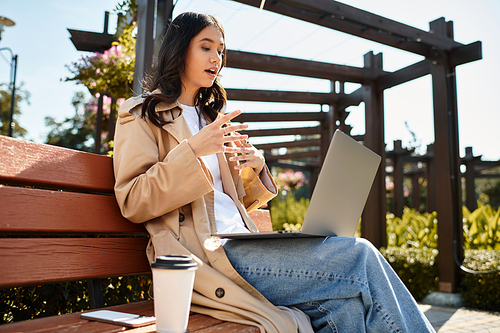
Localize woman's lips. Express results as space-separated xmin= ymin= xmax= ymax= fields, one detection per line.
xmin=206 ymin=68 xmax=217 ymax=78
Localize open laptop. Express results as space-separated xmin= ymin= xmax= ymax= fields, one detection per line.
xmin=213 ymin=130 xmax=382 ymax=239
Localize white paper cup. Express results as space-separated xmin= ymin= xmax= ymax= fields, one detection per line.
xmin=151 ymin=255 xmax=198 ymax=333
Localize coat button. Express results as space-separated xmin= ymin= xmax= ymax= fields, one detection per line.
xmin=179 ymin=213 xmax=185 ymax=222
xmin=215 ymin=288 xmax=225 ymax=298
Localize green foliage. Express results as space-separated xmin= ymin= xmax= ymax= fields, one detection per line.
xmin=65 ymin=42 xmax=135 ymax=100
xmin=386 ymin=207 xmax=438 ymax=248
xmin=463 ymin=202 xmax=500 ymax=250
xmin=0 ymin=82 xmax=29 ymax=138
xmin=270 ymin=195 xmax=310 ymax=231
xmin=0 ymin=275 xmax=151 ymax=324
xmin=1 ymin=281 xmax=87 ymax=324
xmin=270 ymin=169 xmax=310 ymax=230
xmin=380 ymin=247 xmax=439 ymax=301
xmin=100 ymin=275 xmax=151 ymax=307
xmin=65 ymin=0 xmax=136 ymax=100
xmin=383 ymin=205 xmax=500 ymax=310
xmin=114 ymin=0 xmax=138 ymax=37
xmin=461 ymin=250 xmax=500 ymax=311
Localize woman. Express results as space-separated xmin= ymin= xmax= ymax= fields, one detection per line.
xmin=113 ymin=12 xmax=435 ymax=333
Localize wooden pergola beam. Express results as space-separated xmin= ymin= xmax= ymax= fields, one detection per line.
xmin=227 ymin=40 xmax=481 ymax=93
xmin=226 ymin=50 xmax=387 ymax=83
xmin=255 ymin=138 xmax=321 ymax=150
xmin=377 ymin=41 xmax=481 ymax=91
xmin=233 ymin=0 xmax=463 ymax=57
xmin=265 ymin=150 xmax=321 ymax=162
xmin=68 ymin=29 xmax=117 ymax=53
xmin=337 ymin=87 xmax=363 ymax=109
xmin=450 ymin=41 xmax=482 ymax=68
xmin=240 ymin=126 xmax=321 ymax=137
xmin=377 ymin=59 xmax=431 ymax=91
xmin=226 ymin=88 xmax=338 ymax=104
xmin=235 ymin=112 xmax=324 ymax=122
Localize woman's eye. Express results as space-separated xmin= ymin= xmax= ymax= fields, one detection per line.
xmin=202 ymin=47 xmax=210 ymax=51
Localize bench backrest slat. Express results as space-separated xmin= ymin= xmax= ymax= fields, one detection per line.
xmin=0 ymin=186 xmax=146 ymax=234
xmin=0 ymin=238 xmax=150 ymax=288
xmin=0 ymin=136 xmax=114 ymax=193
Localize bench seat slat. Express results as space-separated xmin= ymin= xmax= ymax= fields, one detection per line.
xmin=0 ymin=136 xmax=114 ymax=193
xmin=0 ymin=300 xmax=259 ymax=333
xmin=0 ymin=238 xmax=150 ymax=288
xmin=0 ymin=186 xmax=146 ymax=234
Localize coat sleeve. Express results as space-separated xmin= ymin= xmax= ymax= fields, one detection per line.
xmin=240 ymin=165 xmax=278 ymax=213
xmin=113 ymin=110 xmax=214 ymax=223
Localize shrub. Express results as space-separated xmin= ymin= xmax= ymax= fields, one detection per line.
xmin=380 ymin=247 xmax=439 ymax=301
xmin=0 ymin=275 xmax=151 ymax=324
xmin=461 ymin=250 xmax=500 ymax=311
xmin=270 ymin=195 xmax=309 ymax=231
xmin=386 ymin=208 xmax=438 ymax=249
xmin=463 ymin=203 xmax=500 ymax=250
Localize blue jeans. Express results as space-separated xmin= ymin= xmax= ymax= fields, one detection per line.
xmin=224 ymin=237 xmax=435 ymax=333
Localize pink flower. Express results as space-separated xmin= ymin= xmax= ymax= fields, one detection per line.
xmin=277 ymin=170 xmax=308 ymax=191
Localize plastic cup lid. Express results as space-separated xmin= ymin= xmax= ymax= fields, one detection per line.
xmin=151 ymin=254 xmax=198 ymax=270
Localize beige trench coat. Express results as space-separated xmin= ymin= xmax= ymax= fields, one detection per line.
xmin=113 ymin=94 xmax=297 ymax=333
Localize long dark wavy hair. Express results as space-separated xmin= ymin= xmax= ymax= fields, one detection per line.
xmin=141 ymin=12 xmax=227 ymax=128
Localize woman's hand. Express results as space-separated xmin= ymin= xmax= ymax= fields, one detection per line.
xmin=188 ymin=110 xmax=250 ymax=158
xmin=230 ymin=137 xmax=265 ymax=175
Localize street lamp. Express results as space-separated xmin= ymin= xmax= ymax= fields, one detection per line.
xmin=0 ymin=15 xmax=17 ymax=137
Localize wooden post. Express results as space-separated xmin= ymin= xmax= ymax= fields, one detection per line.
xmin=425 ymin=144 xmax=436 ymax=212
xmin=390 ymin=140 xmax=413 ymax=217
xmin=463 ymin=147 xmax=478 ymax=210
xmin=94 ymin=94 xmax=104 ymax=154
xmin=108 ymin=96 xmax=116 ymax=142
xmin=362 ymin=52 xmax=386 ymax=248
xmin=321 ymin=81 xmax=338 ymax=164
xmin=411 ymin=172 xmax=421 ymax=212
xmin=430 ymin=18 xmax=463 ymax=293
xmin=133 ymin=0 xmax=156 ymax=95
xmin=154 ymin=0 xmax=174 ymax=63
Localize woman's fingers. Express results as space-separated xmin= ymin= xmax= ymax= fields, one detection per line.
xmin=222 ymin=124 xmax=248 ymax=136
xmin=216 ymin=109 xmax=242 ymax=126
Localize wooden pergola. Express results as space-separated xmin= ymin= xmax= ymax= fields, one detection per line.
xmin=221 ymin=0 xmax=481 ymax=294
xmin=71 ymin=0 xmax=482 ymax=293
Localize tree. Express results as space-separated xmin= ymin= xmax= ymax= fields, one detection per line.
xmin=55 ymin=0 xmax=136 ymax=153
xmin=0 ymin=82 xmax=29 ymax=138
xmin=45 ymin=92 xmax=96 ymax=153
xmin=45 ymin=92 xmax=120 ymax=154
xmin=64 ymin=0 xmax=137 ymax=100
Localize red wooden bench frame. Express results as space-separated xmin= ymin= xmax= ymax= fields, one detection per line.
xmin=0 ymin=136 xmax=271 ymax=332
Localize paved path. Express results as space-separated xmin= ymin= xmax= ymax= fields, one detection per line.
xmin=418 ymin=304 xmax=500 ymax=332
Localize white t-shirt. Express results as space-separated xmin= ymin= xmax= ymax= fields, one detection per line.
xmin=180 ymin=104 xmax=250 ymax=236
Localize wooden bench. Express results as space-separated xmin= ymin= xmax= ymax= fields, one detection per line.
xmin=0 ymin=135 xmax=272 ymax=332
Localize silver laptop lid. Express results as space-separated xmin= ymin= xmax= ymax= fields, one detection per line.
xmin=301 ymin=130 xmax=381 ymax=237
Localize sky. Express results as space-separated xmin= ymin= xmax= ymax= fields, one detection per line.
xmin=1 ymin=0 xmax=499 ymax=160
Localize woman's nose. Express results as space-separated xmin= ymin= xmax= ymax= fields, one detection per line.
xmin=211 ymin=51 xmax=222 ymax=64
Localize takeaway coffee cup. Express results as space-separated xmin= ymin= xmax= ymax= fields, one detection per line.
xmin=151 ymin=254 xmax=198 ymax=333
